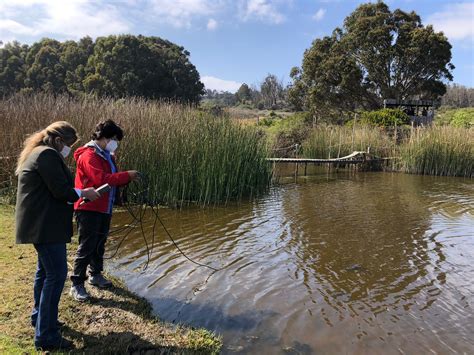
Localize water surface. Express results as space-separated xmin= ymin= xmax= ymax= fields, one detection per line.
xmin=108 ymin=170 xmax=474 ymax=354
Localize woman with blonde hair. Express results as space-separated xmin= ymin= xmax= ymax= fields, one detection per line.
xmin=15 ymin=121 xmax=99 ymax=351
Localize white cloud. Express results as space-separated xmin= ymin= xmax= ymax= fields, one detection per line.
xmin=312 ymin=8 xmax=326 ymax=21
xmin=150 ymin=0 xmax=221 ymax=28
xmin=0 ymin=19 xmax=36 ymax=35
xmin=239 ymin=0 xmax=285 ymax=24
xmin=426 ymin=3 xmax=474 ymax=41
xmin=202 ymin=75 xmax=242 ymax=92
xmin=207 ymin=18 xmax=218 ymax=30
xmin=0 ymin=0 xmax=130 ymax=42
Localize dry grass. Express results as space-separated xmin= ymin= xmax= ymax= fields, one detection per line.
xmin=302 ymin=124 xmax=399 ymax=160
xmin=0 ymin=206 xmax=222 ymax=354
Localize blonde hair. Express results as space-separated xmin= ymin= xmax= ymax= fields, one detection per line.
xmin=15 ymin=121 xmax=78 ymax=175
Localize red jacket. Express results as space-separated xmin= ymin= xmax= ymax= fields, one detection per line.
xmin=74 ymin=145 xmax=130 ymax=213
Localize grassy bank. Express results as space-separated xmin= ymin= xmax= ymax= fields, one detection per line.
xmin=0 ymin=205 xmax=222 ymax=353
xmin=0 ymin=94 xmax=271 ymax=206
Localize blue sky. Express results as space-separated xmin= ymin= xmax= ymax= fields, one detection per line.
xmin=1 ymin=0 xmax=473 ymax=92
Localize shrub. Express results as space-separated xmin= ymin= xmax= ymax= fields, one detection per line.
xmin=450 ymin=108 xmax=474 ymax=128
xmin=360 ymin=108 xmax=410 ymax=127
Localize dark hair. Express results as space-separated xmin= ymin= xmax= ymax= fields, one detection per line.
xmin=91 ymin=119 xmax=124 ymax=141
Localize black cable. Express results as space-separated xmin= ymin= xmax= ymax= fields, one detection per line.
xmin=149 ymin=204 xmax=219 ymax=272
xmin=87 ymin=173 xmax=220 ymax=272
xmin=120 ymin=188 xmax=152 ymax=271
xmin=131 ymin=174 xmax=220 ymax=272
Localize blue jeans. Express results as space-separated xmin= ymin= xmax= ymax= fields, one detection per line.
xmin=32 ymin=243 xmax=67 ymax=347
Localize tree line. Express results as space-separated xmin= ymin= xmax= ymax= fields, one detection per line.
xmin=0 ymin=35 xmax=204 ymax=102
xmin=441 ymin=84 xmax=474 ymax=108
xmin=203 ymin=74 xmax=290 ymax=110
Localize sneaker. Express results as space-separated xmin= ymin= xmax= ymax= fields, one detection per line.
xmin=35 ymin=337 xmax=74 ymax=351
xmin=88 ymin=274 xmax=112 ymax=289
xmin=70 ymin=284 xmax=90 ymax=302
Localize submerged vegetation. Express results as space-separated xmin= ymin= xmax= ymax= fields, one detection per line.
xmin=0 ymin=94 xmax=271 ymax=206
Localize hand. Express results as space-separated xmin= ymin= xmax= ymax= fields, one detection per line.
xmin=82 ymin=187 xmax=100 ymax=201
xmin=127 ymin=170 xmax=140 ymax=181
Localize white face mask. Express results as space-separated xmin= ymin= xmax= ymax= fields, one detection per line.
xmin=60 ymin=145 xmax=71 ymax=158
xmin=105 ymin=139 xmax=118 ymax=153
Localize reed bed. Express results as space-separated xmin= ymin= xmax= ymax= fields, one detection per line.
xmin=400 ymin=126 xmax=473 ymax=177
xmin=302 ymin=124 xmax=398 ymax=160
xmin=0 ymin=94 xmax=271 ymax=206
xmin=300 ymin=123 xmax=473 ymax=177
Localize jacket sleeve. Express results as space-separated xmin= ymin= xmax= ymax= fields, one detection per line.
xmin=81 ymin=152 xmax=131 ymax=187
xmin=36 ymin=149 xmax=80 ymax=203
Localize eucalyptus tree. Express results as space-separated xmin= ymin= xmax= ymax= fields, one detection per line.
xmin=289 ymin=1 xmax=454 ymax=115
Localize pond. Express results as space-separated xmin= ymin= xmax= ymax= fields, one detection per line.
xmin=108 ymin=169 xmax=474 ymax=354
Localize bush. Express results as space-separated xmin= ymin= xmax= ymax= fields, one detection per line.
xmin=260 ymin=116 xmax=275 ymax=127
xmin=360 ymin=108 xmax=410 ymax=127
xmin=450 ymin=108 xmax=474 ymax=128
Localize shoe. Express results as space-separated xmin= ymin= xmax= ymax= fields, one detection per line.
xmin=70 ymin=284 xmax=90 ymax=302
xmin=89 ymin=274 xmax=112 ymax=288
xmin=35 ymin=337 xmax=74 ymax=351
xmin=31 ymin=320 xmax=64 ymax=328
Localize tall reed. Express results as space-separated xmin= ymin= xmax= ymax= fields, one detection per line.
xmin=302 ymin=124 xmax=398 ymax=159
xmin=400 ymin=126 xmax=473 ymax=177
xmin=0 ymin=94 xmax=271 ymax=206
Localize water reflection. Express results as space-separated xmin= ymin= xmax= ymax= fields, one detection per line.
xmin=108 ymin=170 xmax=474 ymax=354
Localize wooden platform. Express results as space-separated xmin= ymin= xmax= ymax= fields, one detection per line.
xmin=267 ymin=157 xmax=366 ymax=164
xmin=266 ymin=151 xmax=384 ymax=164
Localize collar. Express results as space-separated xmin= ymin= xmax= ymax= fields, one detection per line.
xmin=85 ymin=140 xmax=110 ymax=161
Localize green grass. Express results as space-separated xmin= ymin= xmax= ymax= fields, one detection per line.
xmin=0 ymin=94 xmax=271 ymax=206
xmin=0 ymin=205 xmax=222 ymax=354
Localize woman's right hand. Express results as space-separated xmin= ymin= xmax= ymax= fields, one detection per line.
xmin=127 ymin=170 xmax=140 ymax=181
xmin=82 ymin=187 xmax=101 ymax=201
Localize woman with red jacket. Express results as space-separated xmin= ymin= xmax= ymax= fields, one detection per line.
xmin=70 ymin=120 xmax=138 ymax=302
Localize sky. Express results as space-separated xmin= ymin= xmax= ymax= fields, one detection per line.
xmin=0 ymin=0 xmax=473 ymax=92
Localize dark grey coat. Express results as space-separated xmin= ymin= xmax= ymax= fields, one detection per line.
xmin=15 ymin=146 xmax=79 ymax=244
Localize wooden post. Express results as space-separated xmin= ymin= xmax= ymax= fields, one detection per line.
xmin=351 ymin=113 xmax=357 ymax=152
xmin=293 ymin=144 xmax=298 ymax=180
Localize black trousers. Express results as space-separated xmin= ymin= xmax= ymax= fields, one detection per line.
xmin=71 ymin=210 xmax=111 ymax=286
